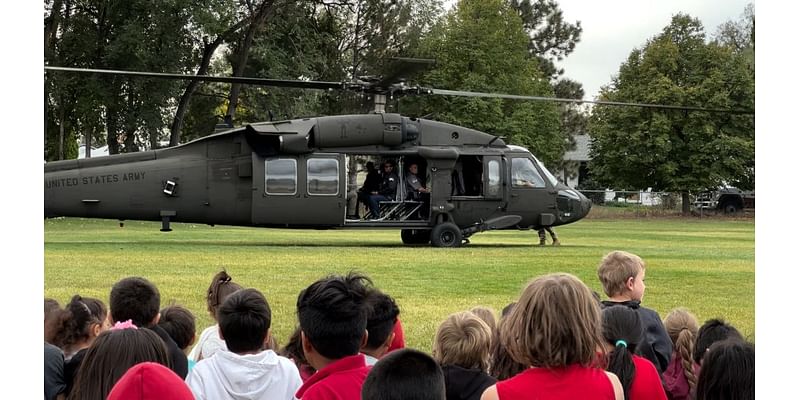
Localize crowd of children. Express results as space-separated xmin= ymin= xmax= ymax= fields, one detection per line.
xmin=44 ymin=250 xmax=755 ymax=400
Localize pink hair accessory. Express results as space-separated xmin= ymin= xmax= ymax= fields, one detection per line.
xmin=111 ymin=319 xmax=138 ymax=330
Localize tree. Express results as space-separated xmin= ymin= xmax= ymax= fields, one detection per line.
xmin=509 ymin=0 xmax=582 ymax=80
xmin=406 ymin=0 xmax=564 ymax=166
xmin=588 ymin=14 xmax=755 ymax=213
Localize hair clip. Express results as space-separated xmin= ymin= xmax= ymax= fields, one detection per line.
xmin=615 ymin=339 xmax=627 ymax=348
xmin=111 ymin=319 xmax=138 ymax=330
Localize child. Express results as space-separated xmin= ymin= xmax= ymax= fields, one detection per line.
xmin=158 ymin=304 xmax=197 ymax=371
xmin=48 ymin=295 xmax=110 ymax=397
xmin=294 ymin=272 xmax=373 ymax=400
xmin=107 ymin=362 xmax=194 ymax=400
xmin=597 ymin=250 xmax=672 ymax=375
xmin=469 ymin=306 xmax=498 ymax=339
xmin=488 ymin=305 xmax=525 ymax=381
xmin=362 ymin=348 xmax=446 ymax=400
xmin=110 ymin=276 xmax=189 ymax=378
xmin=693 ymin=318 xmax=743 ymax=366
xmin=601 ymin=305 xmax=667 ymax=400
xmin=433 ymin=311 xmax=496 ymax=400
xmin=44 ymin=298 xmax=61 ymax=343
xmin=361 ymin=290 xmax=400 ymax=365
xmin=189 ymin=270 xmax=243 ymax=362
xmin=68 ymin=322 xmax=170 ymax=400
xmin=279 ymin=326 xmax=316 ymax=381
xmin=695 ymin=339 xmax=754 ymax=400
xmin=186 ymin=288 xmax=302 ymax=400
xmin=480 ymin=273 xmax=623 ymax=400
xmin=662 ymin=308 xmax=699 ymax=400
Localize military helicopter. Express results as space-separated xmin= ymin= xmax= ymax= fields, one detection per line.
xmin=43 ymin=60 xmax=750 ymax=247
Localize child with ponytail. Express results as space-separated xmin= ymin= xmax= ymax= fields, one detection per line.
xmin=601 ymin=306 xmax=667 ymax=400
xmin=188 ymin=270 xmax=243 ymax=362
xmin=662 ymin=308 xmax=699 ymax=400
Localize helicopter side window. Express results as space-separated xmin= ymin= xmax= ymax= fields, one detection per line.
xmin=487 ymin=160 xmax=500 ymax=196
xmin=511 ymin=158 xmax=546 ymax=188
xmin=307 ymin=158 xmax=339 ymax=195
xmin=265 ymin=158 xmax=297 ymax=195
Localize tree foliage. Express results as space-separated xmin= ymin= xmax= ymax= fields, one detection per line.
xmin=588 ymin=13 xmax=755 ymax=202
xmin=509 ymin=0 xmax=582 ymax=80
xmin=407 ymin=0 xmax=564 ymax=166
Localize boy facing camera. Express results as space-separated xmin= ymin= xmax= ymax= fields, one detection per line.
xmin=597 ymin=251 xmax=672 ymax=375
xmin=295 ymin=273 xmax=373 ymax=400
xmin=186 ymin=288 xmax=302 ymax=400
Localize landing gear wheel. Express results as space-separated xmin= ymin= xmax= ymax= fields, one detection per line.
xmin=401 ymin=229 xmax=430 ymax=245
xmin=430 ymin=222 xmax=462 ymax=248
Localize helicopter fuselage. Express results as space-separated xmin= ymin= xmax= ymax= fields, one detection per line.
xmin=44 ymin=114 xmax=591 ymax=246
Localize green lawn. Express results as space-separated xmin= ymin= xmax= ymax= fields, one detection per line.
xmin=44 ymin=216 xmax=755 ymax=352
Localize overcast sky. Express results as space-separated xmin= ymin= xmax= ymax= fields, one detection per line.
xmin=553 ymin=0 xmax=753 ymax=100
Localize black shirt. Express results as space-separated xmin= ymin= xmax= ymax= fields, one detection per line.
xmin=147 ymin=324 xmax=189 ymax=379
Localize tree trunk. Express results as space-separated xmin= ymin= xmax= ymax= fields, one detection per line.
xmin=85 ymin=129 xmax=91 ymax=158
xmin=58 ymin=105 xmax=65 ymax=161
xmin=681 ymin=191 xmax=690 ymax=215
xmin=169 ymin=14 xmax=252 ymax=146
xmin=106 ymin=102 xmax=120 ymax=155
xmin=225 ymin=1 xmax=274 ymax=123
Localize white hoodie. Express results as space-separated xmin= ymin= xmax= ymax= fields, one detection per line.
xmin=186 ymin=349 xmax=302 ymax=400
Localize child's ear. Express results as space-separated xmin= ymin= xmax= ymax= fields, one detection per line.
xmin=151 ymin=312 xmax=161 ymax=326
xmin=263 ymin=328 xmax=273 ymax=350
xmin=301 ymin=331 xmax=314 ymax=355
xmin=217 ymin=326 xmax=225 ymax=341
xmin=625 ymin=276 xmax=635 ymax=290
xmin=91 ymin=323 xmax=102 ymax=338
xmin=383 ymin=332 xmax=396 ymax=350
xmin=360 ymin=330 xmax=369 ymax=350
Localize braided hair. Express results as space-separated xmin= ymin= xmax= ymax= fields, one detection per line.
xmin=664 ymin=308 xmax=699 ymax=390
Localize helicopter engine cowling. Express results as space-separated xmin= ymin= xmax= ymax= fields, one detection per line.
xmin=315 ymin=113 xmax=415 ymax=148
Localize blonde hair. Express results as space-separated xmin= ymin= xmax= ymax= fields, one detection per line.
xmin=501 ymin=273 xmax=604 ymax=368
xmin=432 ymin=311 xmax=493 ymax=371
xmin=597 ymin=251 xmax=645 ymax=297
xmin=469 ymin=306 xmax=498 ymax=337
xmin=664 ymin=308 xmax=699 ymax=390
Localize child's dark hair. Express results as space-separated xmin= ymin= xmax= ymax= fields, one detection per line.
xmin=109 ymin=277 xmax=160 ymax=327
xmin=158 ymin=304 xmax=197 ymax=350
xmin=362 ymin=348 xmax=446 ymax=400
xmin=207 ymin=270 xmax=243 ymax=321
xmin=279 ymin=325 xmax=315 ymax=374
xmin=602 ymin=305 xmax=643 ymax=400
xmin=49 ymin=295 xmax=107 ymax=352
xmin=695 ymin=339 xmax=754 ymax=400
xmin=364 ymin=290 xmax=400 ymax=351
xmin=67 ymin=327 xmax=169 ymax=400
xmin=218 ymin=288 xmax=271 ymax=354
xmin=489 ymin=315 xmax=526 ymax=380
xmin=693 ymin=318 xmax=743 ymax=364
xmin=297 ymin=272 xmax=372 ymax=359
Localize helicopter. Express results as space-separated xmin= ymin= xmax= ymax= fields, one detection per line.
xmin=43 ymin=60 xmax=750 ymax=247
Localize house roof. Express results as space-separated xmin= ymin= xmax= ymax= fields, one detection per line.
xmin=563 ymin=134 xmax=591 ymax=161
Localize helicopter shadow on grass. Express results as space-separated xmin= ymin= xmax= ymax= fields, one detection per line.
xmin=47 ymin=240 xmax=588 ymax=249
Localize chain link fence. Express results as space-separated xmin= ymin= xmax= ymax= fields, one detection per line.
xmin=577 ymin=190 xmax=754 ymax=219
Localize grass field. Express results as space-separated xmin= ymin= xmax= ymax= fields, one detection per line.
xmin=44 ymin=215 xmax=755 ymax=352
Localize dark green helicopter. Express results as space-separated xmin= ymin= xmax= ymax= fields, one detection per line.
xmin=43 ymin=61 xmax=751 ymax=247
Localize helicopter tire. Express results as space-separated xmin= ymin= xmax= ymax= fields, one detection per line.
xmin=430 ymin=222 xmax=462 ymax=248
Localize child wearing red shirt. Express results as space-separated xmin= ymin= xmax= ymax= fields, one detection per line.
xmin=480 ymin=273 xmax=624 ymax=400
xmin=601 ymin=306 xmax=668 ymax=400
xmin=294 ymin=272 xmax=373 ymax=400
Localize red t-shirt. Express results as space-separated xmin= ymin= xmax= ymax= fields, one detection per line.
xmin=629 ymin=355 xmax=667 ymax=400
xmin=295 ymin=354 xmax=370 ymax=400
xmin=496 ymin=364 xmax=615 ymax=400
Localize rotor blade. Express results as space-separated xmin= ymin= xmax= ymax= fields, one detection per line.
xmin=44 ymin=66 xmax=345 ymax=91
xmin=429 ymin=88 xmax=755 ymax=115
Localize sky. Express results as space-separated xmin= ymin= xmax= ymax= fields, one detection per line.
xmin=554 ymin=0 xmax=753 ymax=100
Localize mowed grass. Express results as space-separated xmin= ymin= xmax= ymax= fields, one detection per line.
xmin=44 ymin=216 xmax=754 ymax=352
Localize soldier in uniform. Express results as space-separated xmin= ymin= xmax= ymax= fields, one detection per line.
xmin=538 ymin=226 xmax=560 ymax=246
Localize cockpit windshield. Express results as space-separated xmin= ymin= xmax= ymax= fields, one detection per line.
xmin=534 ymin=157 xmax=560 ymax=187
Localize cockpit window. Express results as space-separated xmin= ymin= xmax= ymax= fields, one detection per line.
xmin=535 ymin=158 xmax=560 ymax=187
xmin=511 ymin=158 xmax=546 ymax=188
